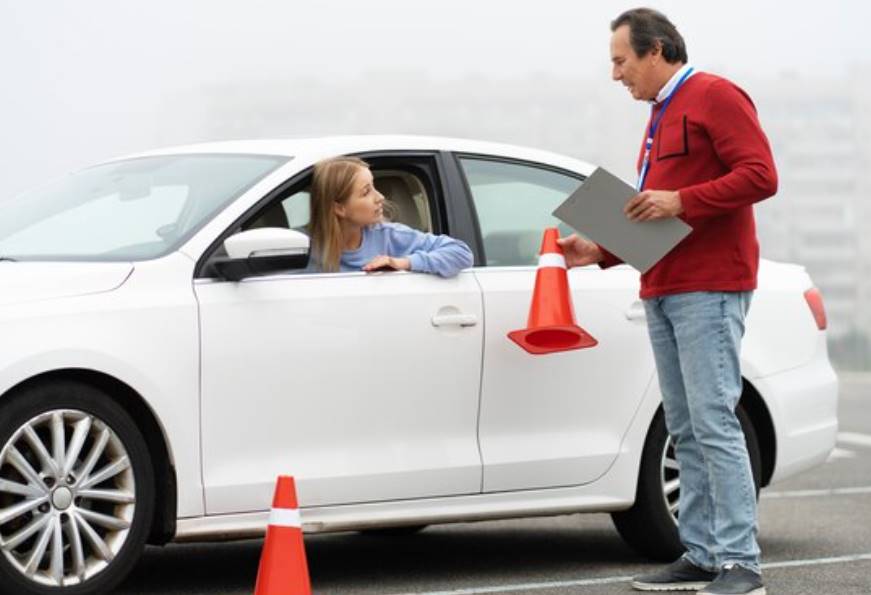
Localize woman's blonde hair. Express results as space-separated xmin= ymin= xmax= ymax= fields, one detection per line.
xmin=309 ymin=156 xmax=368 ymax=272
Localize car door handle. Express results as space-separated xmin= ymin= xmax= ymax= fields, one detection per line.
xmin=431 ymin=313 xmax=478 ymax=327
xmin=625 ymin=301 xmax=647 ymax=321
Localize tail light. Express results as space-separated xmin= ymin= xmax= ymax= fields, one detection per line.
xmin=803 ymin=287 xmax=827 ymax=330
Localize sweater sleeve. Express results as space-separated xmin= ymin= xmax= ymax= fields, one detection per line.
xmin=679 ymin=80 xmax=778 ymax=220
xmin=385 ymin=224 xmax=474 ymax=278
xmin=597 ymin=245 xmax=624 ymax=269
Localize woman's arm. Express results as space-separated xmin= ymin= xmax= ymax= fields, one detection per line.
xmin=383 ymin=223 xmax=474 ymax=278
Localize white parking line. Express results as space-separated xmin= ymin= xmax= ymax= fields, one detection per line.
xmin=827 ymin=447 xmax=856 ymax=460
xmin=764 ymin=552 xmax=871 ymax=569
xmin=762 ymin=485 xmax=871 ymax=499
xmin=838 ymin=432 xmax=871 ymax=448
xmin=391 ymin=574 xmax=635 ymax=595
xmin=391 ymin=552 xmax=871 ymax=595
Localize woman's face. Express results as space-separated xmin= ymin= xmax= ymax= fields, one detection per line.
xmin=334 ymin=167 xmax=384 ymax=227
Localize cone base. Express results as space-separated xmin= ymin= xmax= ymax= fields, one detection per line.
xmin=507 ymin=325 xmax=598 ymax=355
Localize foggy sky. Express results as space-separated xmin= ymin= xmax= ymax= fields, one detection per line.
xmin=0 ymin=0 xmax=867 ymax=196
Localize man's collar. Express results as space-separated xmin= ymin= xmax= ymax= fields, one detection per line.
xmin=650 ymin=63 xmax=695 ymax=104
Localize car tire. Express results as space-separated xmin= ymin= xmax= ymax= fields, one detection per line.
xmin=0 ymin=380 xmax=155 ymax=595
xmin=611 ymin=405 xmax=762 ymax=562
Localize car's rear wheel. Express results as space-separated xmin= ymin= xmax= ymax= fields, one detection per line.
xmin=0 ymin=381 xmax=154 ymax=594
xmin=611 ymin=405 xmax=762 ymax=561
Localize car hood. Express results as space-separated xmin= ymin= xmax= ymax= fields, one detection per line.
xmin=0 ymin=261 xmax=134 ymax=307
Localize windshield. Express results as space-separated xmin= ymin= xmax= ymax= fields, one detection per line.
xmin=0 ymin=154 xmax=288 ymax=261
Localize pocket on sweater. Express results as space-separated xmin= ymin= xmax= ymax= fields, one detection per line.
xmin=656 ymin=115 xmax=689 ymax=160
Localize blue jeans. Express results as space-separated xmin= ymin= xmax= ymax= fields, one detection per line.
xmin=643 ymin=291 xmax=760 ymax=574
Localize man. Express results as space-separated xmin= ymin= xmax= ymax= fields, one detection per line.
xmin=558 ymin=8 xmax=777 ymax=595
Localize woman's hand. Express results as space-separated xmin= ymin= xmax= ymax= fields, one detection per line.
xmin=362 ymin=255 xmax=411 ymax=273
xmin=555 ymin=234 xmax=603 ymax=268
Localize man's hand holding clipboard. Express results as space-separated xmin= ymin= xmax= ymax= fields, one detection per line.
xmin=624 ymin=189 xmax=684 ymax=221
xmin=552 ymin=167 xmax=692 ymax=273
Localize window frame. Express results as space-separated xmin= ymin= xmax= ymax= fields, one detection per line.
xmin=195 ymin=151 xmax=452 ymax=279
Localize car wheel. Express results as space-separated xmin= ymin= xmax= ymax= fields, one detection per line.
xmin=0 ymin=381 xmax=154 ymax=594
xmin=611 ymin=405 xmax=762 ymax=561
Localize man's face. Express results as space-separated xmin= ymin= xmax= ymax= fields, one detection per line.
xmin=610 ymin=24 xmax=659 ymax=101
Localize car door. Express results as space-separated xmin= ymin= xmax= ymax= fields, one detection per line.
xmin=455 ymin=154 xmax=656 ymax=492
xmin=194 ymin=155 xmax=484 ymax=514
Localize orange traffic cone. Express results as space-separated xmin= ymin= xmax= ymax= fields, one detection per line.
xmin=254 ymin=476 xmax=312 ymax=595
xmin=507 ymin=228 xmax=598 ymax=355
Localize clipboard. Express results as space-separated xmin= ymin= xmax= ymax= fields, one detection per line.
xmin=552 ymin=167 xmax=692 ymax=273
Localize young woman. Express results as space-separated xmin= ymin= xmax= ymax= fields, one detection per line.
xmin=307 ymin=156 xmax=473 ymax=277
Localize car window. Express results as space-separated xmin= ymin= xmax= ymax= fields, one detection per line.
xmin=374 ymin=169 xmax=433 ymax=233
xmin=244 ymin=168 xmax=434 ymax=235
xmin=2 ymin=185 xmax=189 ymax=254
xmin=237 ymin=164 xmax=436 ymax=276
xmin=245 ymin=187 xmax=310 ymax=232
xmin=0 ymin=154 xmax=287 ymax=261
xmin=458 ymin=157 xmax=582 ymax=266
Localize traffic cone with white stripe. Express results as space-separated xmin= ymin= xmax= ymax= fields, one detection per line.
xmin=254 ymin=475 xmax=312 ymax=595
xmin=507 ymin=228 xmax=598 ymax=355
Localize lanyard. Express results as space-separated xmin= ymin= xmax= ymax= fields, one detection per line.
xmin=636 ymin=67 xmax=694 ymax=192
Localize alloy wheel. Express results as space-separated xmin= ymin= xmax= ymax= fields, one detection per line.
xmin=660 ymin=437 xmax=680 ymax=525
xmin=0 ymin=409 xmax=135 ymax=587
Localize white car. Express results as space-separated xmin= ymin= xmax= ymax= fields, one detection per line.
xmin=0 ymin=136 xmax=837 ymax=594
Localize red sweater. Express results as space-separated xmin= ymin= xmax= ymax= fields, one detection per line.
xmin=600 ymin=72 xmax=778 ymax=299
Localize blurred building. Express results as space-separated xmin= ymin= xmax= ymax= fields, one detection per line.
xmin=751 ymin=70 xmax=871 ymax=365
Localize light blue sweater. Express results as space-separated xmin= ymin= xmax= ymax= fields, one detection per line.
xmin=310 ymin=223 xmax=474 ymax=278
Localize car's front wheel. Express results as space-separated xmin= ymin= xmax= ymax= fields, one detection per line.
xmin=611 ymin=405 xmax=762 ymax=561
xmin=0 ymin=381 xmax=154 ymax=594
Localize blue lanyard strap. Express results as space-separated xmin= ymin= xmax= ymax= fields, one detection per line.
xmin=636 ymin=67 xmax=694 ymax=192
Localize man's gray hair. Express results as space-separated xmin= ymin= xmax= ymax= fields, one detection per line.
xmin=611 ymin=8 xmax=688 ymax=64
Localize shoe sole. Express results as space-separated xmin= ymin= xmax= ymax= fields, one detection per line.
xmin=697 ymin=588 xmax=765 ymax=595
xmin=631 ymin=580 xmax=711 ymax=591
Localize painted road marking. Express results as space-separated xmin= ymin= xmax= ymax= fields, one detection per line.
xmin=838 ymin=432 xmax=871 ymax=448
xmin=762 ymin=485 xmax=871 ymax=499
xmin=392 ymin=552 xmax=871 ymax=594
xmin=827 ymin=447 xmax=856 ymax=460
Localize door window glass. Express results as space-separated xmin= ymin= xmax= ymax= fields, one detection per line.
xmin=459 ymin=158 xmax=582 ymax=266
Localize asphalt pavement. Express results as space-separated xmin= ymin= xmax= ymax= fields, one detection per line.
xmin=116 ymin=372 xmax=871 ymax=594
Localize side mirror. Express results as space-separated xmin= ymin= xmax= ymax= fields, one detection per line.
xmin=213 ymin=228 xmax=310 ymax=281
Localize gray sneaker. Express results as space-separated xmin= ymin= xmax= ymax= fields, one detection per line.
xmin=698 ymin=564 xmax=766 ymax=595
xmin=631 ymin=557 xmax=718 ymax=591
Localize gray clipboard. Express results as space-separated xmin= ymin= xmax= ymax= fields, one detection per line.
xmin=552 ymin=167 xmax=692 ymax=273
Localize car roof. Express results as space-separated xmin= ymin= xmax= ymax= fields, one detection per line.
xmin=118 ymin=135 xmax=596 ymax=177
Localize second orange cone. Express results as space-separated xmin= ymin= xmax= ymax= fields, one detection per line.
xmin=254 ymin=476 xmax=312 ymax=595
xmin=507 ymin=228 xmax=598 ymax=355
